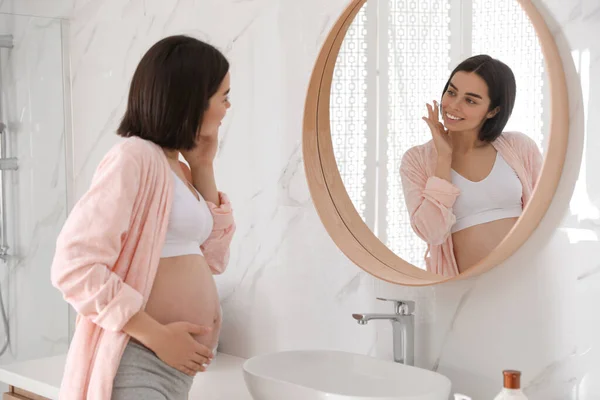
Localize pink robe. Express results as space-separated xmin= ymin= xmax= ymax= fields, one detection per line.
xmin=399 ymin=131 xmax=542 ymax=277
xmin=51 ymin=137 xmax=235 ymax=399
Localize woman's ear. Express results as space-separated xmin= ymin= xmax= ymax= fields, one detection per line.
xmin=486 ymin=106 xmax=500 ymax=119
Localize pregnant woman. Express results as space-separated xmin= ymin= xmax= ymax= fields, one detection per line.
xmin=400 ymin=55 xmax=542 ymax=276
xmin=51 ymin=35 xmax=236 ymax=399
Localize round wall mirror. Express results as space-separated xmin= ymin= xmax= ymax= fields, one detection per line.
xmin=303 ymin=0 xmax=569 ymax=285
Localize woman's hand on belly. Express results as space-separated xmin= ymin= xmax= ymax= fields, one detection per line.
xmin=144 ymin=256 xmax=222 ymax=373
xmin=146 ymin=256 xmax=222 ymax=350
xmin=150 ymin=321 xmax=215 ymax=376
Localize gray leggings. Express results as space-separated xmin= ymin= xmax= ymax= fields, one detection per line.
xmin=111 ymin=340 xmax=193 ymax=400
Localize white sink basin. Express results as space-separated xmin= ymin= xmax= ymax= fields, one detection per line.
xmin=242 ymin=350 xmax=451 ymax=400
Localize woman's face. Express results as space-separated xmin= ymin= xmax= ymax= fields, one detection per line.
xmin=199 ymin=72 xmax=231 ymax=137
xmin=440 ymin=71 xmax=498 ymax=133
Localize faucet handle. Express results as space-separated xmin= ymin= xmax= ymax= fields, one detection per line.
xmin=376 ymin=298 xmax=415 ymax=315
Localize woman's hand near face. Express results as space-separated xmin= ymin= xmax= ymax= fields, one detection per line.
xmin=423 ymin=100 xmax=452 ymax=159
xmin=423 ymin=100 xmax=453 ymax=182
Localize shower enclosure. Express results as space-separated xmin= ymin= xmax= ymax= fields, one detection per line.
xmin=0 ymin=34 xmax=15 ymax=359
xmin=0 ymin=11 xmax=72 ymax=365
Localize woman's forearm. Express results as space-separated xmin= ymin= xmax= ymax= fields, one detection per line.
xmin=435 ymin=155 xmax=452 ymax=182
xmin=189 ymin=163 xmax=220 ymax=205
xmin=122 ymin=310 xmax=166 ymax=350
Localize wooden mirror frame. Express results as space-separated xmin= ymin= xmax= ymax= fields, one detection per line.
xmin=302 ymin=0 xmax=569 ymax=286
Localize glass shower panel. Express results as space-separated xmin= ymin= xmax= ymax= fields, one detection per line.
xmin=0 ymin=12 xmax=70 ymax=364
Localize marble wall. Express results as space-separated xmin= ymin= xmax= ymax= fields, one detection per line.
xmin=8 ymin=0 xmax=599 ymax=398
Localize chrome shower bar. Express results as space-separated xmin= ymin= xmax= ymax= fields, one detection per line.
xmin=0 ymin=122 xmax=13 ymax=262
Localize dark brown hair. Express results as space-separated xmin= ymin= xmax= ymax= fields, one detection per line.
xmin=117 ymin=35 xmax=229 ymax=150
xmin=442 ymin=54 xmax=516 ymax=142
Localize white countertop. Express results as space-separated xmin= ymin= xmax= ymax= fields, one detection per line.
xmin=0 ymin=354 xmax=65 ymax=399
xmin=0 ymin=352 xmax=253 ymax=400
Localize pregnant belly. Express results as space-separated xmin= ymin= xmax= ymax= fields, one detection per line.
xmin=452 ymin=217 xmax=518 ymax=273
xmin=144 ymin=255 xmax=221 ymax=351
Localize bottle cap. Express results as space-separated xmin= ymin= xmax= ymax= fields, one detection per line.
xmin=503 ymin=370 xmax=521 ymax=389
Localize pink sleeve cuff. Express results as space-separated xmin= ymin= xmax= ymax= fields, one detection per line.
xmin=206 ymin=191 xmax=234 ymax=231
xmin=92 ymin=282 xmax=144 ymax=332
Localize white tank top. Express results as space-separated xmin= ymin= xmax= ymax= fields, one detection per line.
xmin=160 ymin=171 xmax=214 ymax=258
xmin=450 ymin=153 xmax=523 ymax=233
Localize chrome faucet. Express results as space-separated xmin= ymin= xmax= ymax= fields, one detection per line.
xmin=352 ymin=298 xmax=415 ymax=366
